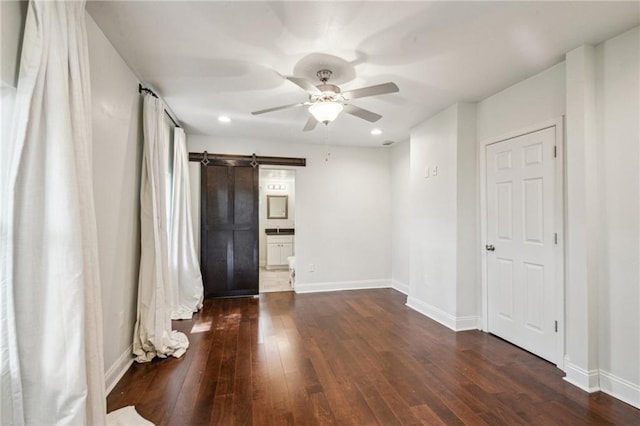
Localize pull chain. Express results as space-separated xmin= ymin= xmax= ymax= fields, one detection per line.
xmin=324 ymin=123 xmax=331 ymax=162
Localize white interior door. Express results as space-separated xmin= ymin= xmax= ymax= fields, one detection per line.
xmin=486 ymin=127 xmax=557 ymax=363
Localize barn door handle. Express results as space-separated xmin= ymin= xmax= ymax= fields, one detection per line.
xmin=485 ymin=244 xmax=495 ymax=251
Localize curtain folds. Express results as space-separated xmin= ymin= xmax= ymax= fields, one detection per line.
xmin=132 ymin=94 xmax=189 ymax=363
xmin=169 ymin=128 xmax=204 ymax=320
xmin=0 ymin=1 xmax=106 ymax=424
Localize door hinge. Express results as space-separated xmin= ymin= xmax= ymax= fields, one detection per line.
xmin=554 ymin=320 xmax=558 ymax=333
xmin=554 ymin=233 xmax=558 ymax=244
xmin=553 ymin=146 xmax=557 ymax=158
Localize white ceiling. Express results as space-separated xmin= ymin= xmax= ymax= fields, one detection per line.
xmin=87 ymin=1 xmax=639 ymax=148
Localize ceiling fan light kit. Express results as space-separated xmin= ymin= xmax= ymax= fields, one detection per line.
xmin=309 ymin=101 xmax=343 ymax=124
xmin=251 ymin=67 xmax=399 ymax=132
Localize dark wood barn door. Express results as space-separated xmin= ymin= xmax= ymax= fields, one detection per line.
xmin=200 ymin=161 xmax=258 ymax=298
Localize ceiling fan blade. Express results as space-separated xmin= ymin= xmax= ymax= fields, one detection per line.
xmin=343 ymin=104 xmax=382 ymax=123
xmin=251 ymin=102 xmax=305 ymax=115
xmin=342 ymin=82 xmax=399 ymax=100
xmin=303 ymin=116 xmax=318 ymax=131
xmin=286 ymin=76 xmax=322 ymax=95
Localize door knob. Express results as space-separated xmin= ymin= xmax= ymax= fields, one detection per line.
xmin=486 ymin=244 xmax=495 ymax=251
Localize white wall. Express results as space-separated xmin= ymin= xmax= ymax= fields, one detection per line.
xmin=0 ymin=0 xmax=26 ymax=88
xmin=407 ymin=103 xmax=478 ymax=330
xmin=565 ymin=44 xmax=600 ymax=390
xmin=455 ymin=103 xmax=478 ymax=318
xmin=594 ymin=26 xmax=639 ymax=406
xmin=390 ymin=140 xmax=410 ymax=294
xmin=410 ymin=106 xmax=458 ymax=317
xmin=0 ymin=1 xmax=27 ymax=187
xmin=187 ymin=136 xmax=392 ymax=292
xmin=86 ymin=14 xmax=143 ymax=390
xmin=476 ymin=62 xmax=566 ymax=142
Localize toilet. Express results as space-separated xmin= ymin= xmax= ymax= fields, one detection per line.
xmin=287 ymin=256 xmax=296 ymax=289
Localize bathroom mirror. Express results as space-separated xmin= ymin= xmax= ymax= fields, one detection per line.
xmin=267 ymin=195 xmax=288 ymax=219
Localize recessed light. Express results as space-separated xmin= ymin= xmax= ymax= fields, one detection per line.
xmin=371 ymin=128 xmax=382 ymax=135
xmin=218 ymin=116 xmax=231 ymax=123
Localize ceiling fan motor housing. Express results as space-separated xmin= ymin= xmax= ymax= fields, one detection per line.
xmin=316 ymin=69 xmax=333 ymax=82
xmin=309 ymin=83 xmax=344 ymax=103
xmin=317 ymin=83 xmax=340 ymax=94
xmin=311 ymin=83 xmax=342 ymax=103
xmin=310 ymin=70 xmax=341 ymax=103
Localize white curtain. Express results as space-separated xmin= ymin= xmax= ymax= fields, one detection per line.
xmin=133 ymin=94 xmax=189 ymax=363
xmin=169 ymin=128 xmax=204 ymax=319
xmin=0 ymin=1 xmax=106 ymax=424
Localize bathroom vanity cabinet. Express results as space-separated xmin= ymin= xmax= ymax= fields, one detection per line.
xmin=266 ymin=234 xmax=294 ymax=269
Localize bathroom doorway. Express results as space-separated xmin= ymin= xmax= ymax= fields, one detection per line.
xmin=259 ymin=167 xmax=296 ymax=293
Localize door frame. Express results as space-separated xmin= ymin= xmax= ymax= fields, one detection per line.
xmin=259 ymin=165 xmax=297 ymax=272
xmin=478 ymin=117 xmax=565 ymax=370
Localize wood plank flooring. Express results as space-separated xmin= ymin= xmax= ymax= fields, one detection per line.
xmin=107 ymin=289 xmax=640 ymax=425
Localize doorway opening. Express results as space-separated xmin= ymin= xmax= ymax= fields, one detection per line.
xmin=259 ymin=167 xmax=296 ymax=293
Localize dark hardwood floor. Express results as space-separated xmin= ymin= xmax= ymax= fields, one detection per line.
xmin=108 ymin=289 xmax=640 ymax=425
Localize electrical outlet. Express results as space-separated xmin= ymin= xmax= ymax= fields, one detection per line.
xmin=432 ymin=165 xmax=438 ymax=176
xmin=309 ymin=263 xmax=315 ymax=272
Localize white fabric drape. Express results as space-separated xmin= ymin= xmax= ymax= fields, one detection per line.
xmin=0 ymin=1 xmax=106 ymax=424
xmin=169 ymin=128 xmax=204 ymax=319
xmin=133 ymin=94 xmax=189 ymax=363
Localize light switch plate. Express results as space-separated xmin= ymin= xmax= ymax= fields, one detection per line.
xmin=432 ymin=165 xmax=438 ymax=176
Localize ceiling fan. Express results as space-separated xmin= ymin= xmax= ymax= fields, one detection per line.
xmin=251 ymin=69 xmax=399 ymax=131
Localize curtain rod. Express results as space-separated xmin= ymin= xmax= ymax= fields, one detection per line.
xmin=138 ymin=84 xmax=181 ymax=128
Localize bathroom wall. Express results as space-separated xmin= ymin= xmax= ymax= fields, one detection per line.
xmin=259 ymin=169 xmax=296 ymax=266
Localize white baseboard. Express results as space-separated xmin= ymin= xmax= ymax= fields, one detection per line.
xmin=455 ymin=315 xmax=480 ymax=331
xmin=406 ymin=296 xmax=479 ymax=331
xmin=563 ymin=358 xmax=600 ymax=393
xmin=391 ymin=279 xmax=409 ymax=295
xmin=105 ymin=344 xmax=134 ymax=395
xmin=294 ymin=279 xmax=391 ymax=294
xmin=599 ymin=370 xmax=640 ymax=409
